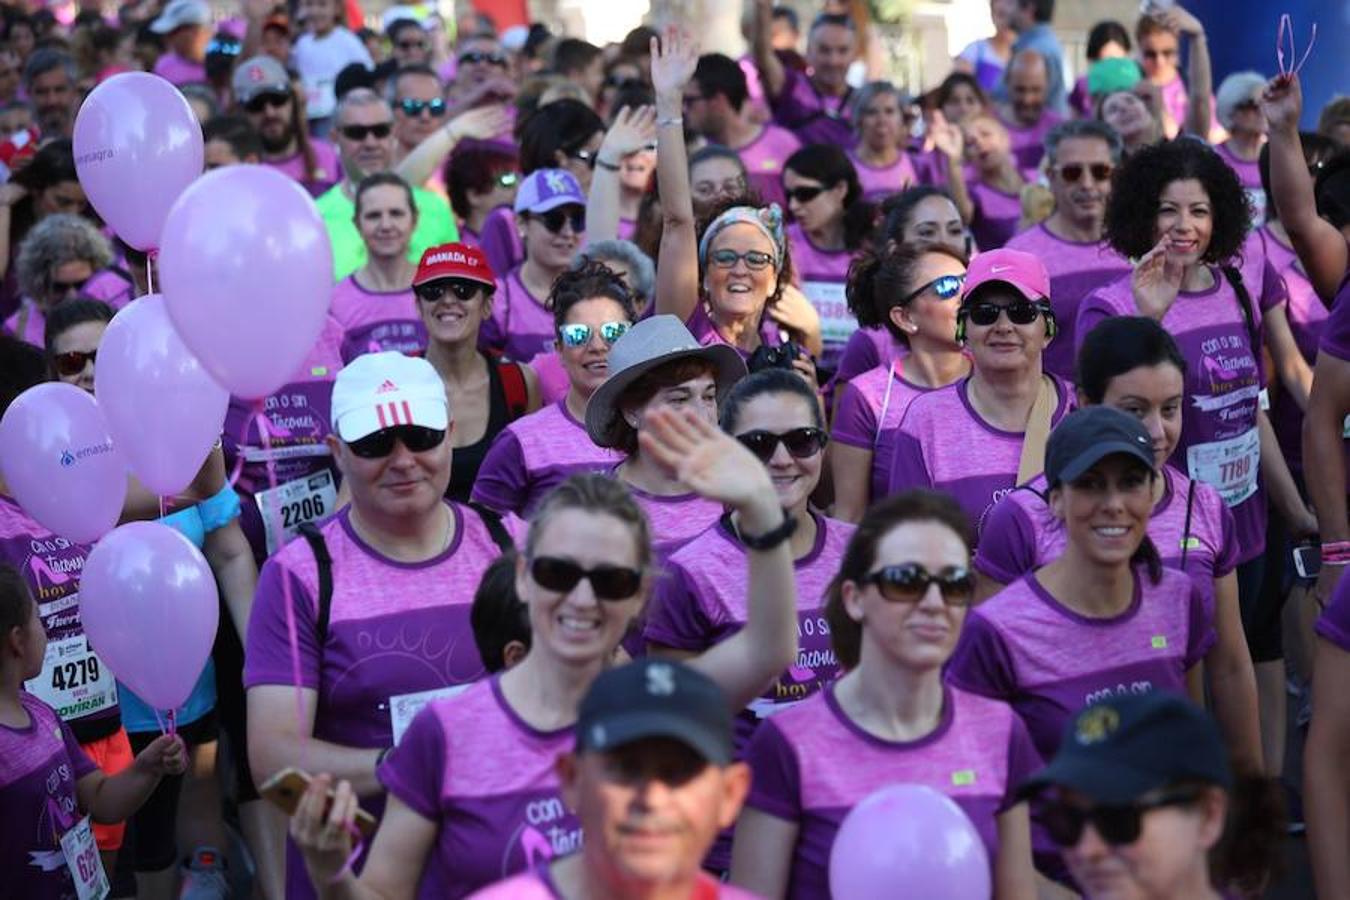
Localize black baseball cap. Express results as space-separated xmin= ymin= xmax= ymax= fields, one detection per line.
xmin=1017 ymin=692 xmax=1232 ymax=805
xmin=576 ymin=659 xmax=734 ymax=764
xmin=1044 ymin=406 xmax=1155 ymax=489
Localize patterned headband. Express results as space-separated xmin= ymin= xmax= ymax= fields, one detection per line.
xmin=697 ymin=204 xmax=786 ymax=271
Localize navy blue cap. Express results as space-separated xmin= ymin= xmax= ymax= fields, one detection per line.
xmin=576 ymin=659 xmax=733 ymax=764
xmin=1045 ymin=406 xmax=1155 ymax=488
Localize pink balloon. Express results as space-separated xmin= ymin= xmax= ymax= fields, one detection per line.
xmin=95 ymin=294 xmax=228 ymax=496
xmin=0 ymin=383 xmax=127 ymax=543
xmin=73 ymin=72 xmax=204 ymax=251
xmin=829 ymin=784 xmax=991 ymax=900
xmin=80 ymin=522 xmax=219 ymax=711
xmin=160 ymin=165 xmax=333 ymax=399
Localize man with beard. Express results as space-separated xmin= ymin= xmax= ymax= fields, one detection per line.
xmin=234 ymin=55 xmax=339 ymax=197
xmin=1004 ymin=119 xmax=1130 ymax=380
xmin=999 ymin=50 xmax=1062 ymax=171
xmin=21 ymin=49 xmax=76 ymax=140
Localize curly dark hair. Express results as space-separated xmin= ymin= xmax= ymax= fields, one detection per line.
xmin=695 ymin=193 xmax=795 ymax=308
xmin=1104 ymin=140 xmax=1253 ymax=265
xmin=549 ymin=257 xmax=639 ymax=329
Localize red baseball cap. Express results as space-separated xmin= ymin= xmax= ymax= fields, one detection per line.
xmin=413 ymin=243 xmax=496 ymax=290
xmin=962 ymin=248 xmax=1050 ymax=303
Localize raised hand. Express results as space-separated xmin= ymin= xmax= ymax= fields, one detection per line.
xmin=599 ymin=105 xmax=658 ymax=164
xmin=1130 ymin=238 xmax=1186 ymax=321
xmin=1259 ymin=73 xmax=1302 ymax=135
xmin=447 ymin=104 xmax=512 ymax=143
xmin=290 ymin=774 xmax=358 ymax=887
xmin=134 ymin=734 xmax=188 ymax=777
xmin=928 ymin=111 xmax=963 ymax=162
xmin=638 ymin=406 xmax=778 ymax=523
xmin=649 ymin=25 xmax=699 ymax=99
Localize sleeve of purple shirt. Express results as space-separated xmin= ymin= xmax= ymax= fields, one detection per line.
xmin=1184 ymin=581 xmax=1218 ymax=669
xmin=973 ymin=497 xmax=1039 ymax=585
xmin=62 ymin=714 xmax=99 ymax=780
xmin=830 ymin=381 xmax=878 ymax=449
xmin=478 ymin=209 xmax=519 ymax=278
xmin=378 ymin=705 xmax=446 ymax=821
xmin=470 ymin=429 xmax=528 ymax=516
xmin=945 ymin=612 xmax=1019 ymax=701
xmin=743 ymin=718 xmax=803 ymax=820
xmin=832 ymin=328 xmax=884 ymax=386
xmin=999 ymin=713 xmax=1042 ymax=813
xmin=1257 ymin=260 xmax=1288 ymax=314
xmin=643 ymin=560 xmax=714 ymax=651
xmin=886 ymin=428 xmax=934 ymax=495
xmin=242 ymin=560 xmax=322 ymax=690
xmin=1073 ymin=291 xmax=1115 ymax=359
xmin=1314 ymin=574 xmax=1350 ymax=652
xmin=1319 ymin=279 xmax=1350 ymax=361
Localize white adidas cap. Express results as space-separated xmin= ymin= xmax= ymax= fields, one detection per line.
xmin=331 ymin=352 xmax=449 ymax=443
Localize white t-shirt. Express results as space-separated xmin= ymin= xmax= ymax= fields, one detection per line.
xmin=291 ymin=27 xmax=373 ymax=120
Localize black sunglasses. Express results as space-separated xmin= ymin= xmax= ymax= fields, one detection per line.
xmin=708 ymin=248 xmax=775 ymax=270
xmin=459 ymin=50 xmax=508 ymax=67
xmin=859 ymin=563 xmax=975 ymax=605
xmin=339 ymin=122 xmax=393 ymax=142
xmin=399 ymin=97 xmax=446 ymax=117
xmin=1055 ymin=162 xmax=1113 ymax=183
xmin=530 ymin=556 xmax=642 ymax=600
xmin=898 ymin=273 xmax=964 ymax=306
xmin=244 ymin=90 xmax=291 ymax=113
xmin=963 ymin=298 xmax=1049 ymax=328
xmin=49 ymin=275 xmax=90 ymax=295
xmin=416 ymin=280 xmax=486 ymax=304
xmin=530 ymin=206 xmax=585 ymax=234
xmin=736 ymin=427 xmax=827 ymax=463
xmin=1043 ymin=788 xmax=1203 ymax=847
xmin=346 ymin=425 xmax=446 ymax=458
xmin=53 ymin=349 xmax=95 ymax=376
xmin=785 ymin=185 xmax=827 ymax=204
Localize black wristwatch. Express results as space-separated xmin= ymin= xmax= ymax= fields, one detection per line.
xmin=730 ymin=510 xmax=796 ymax=551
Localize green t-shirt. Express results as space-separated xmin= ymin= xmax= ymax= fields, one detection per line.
xmin=316 ymin=182 xmax=459 ymax=280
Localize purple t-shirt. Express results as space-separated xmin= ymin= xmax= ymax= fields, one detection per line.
xmin=479 ymin=267 xmax=554 ymax=363
xmin=831 ymin=326 xmax=899 ymax=387
xmin=1077 ymin=268 xmax=1277 ymax=562
xmin=847 ymin=150 xmax=917 ymax=203
xmin=244 ymin=501 xmax=507 ymax=899
xmin=831 ymin=358 xmax=935 ymax=502
xmin=378 ymin=678 xmax=577 ymax=899
xmin=0 ymin=498 xmax=118 ymax=743
xmin=471 ymin=401 xmax=622 ymax=517
xmin=4 ymin=269 xmax=137 ymax=346
xmin=947 ymin=569 xmax=1215 ymax=760
xmin=1315 ymin=571 xmax=1350 ymax=653
xmin=887 ymin=375 xmax=1074 ymax=540
xmin=786 ymin=222 xmax=854 ymax=368
xmin=1320 ymin=277 xmax=1350 ymax=362
xmin=682 ymin=302 xmax=786 ymax=360
xmin=771 ymin=68 xmax=855 ymax=148
xmin=478 ymin=206 xmax=524 ymax=279
xmin=623 ymin=477 xmax=724 ymax=564
xmin=468 ymin=866 xmax=762 ymax=899
xmin=744 ymin=683 xmax=1040 ymax=900
xmin=530 ymin=352 xmax=569 ymax=405
xmin=152 ymin=51 xmax=206 ymax=85
xmin=1214 ymin=141 xmax=1266 ymax=225
xmin=969 ymin=178 xmax=1024 ymax=252
xmin=1001 ymin=111 xmax=1063 ymax=171
xmin=975 ymin=466 xmax=1239 ymax=624
xmin=264 ymin=139 xmax=341 ymax=198
xmin=737 ymin=124 xmax=801 ymax=209
xmin=1003 ymin=224 xmax=1132 ymax=381
xmin=330 ymin=274 xmax=425 ymax=364
xmin=220 ymin=316 xmax=344 ymax=562
xmin=0 ymin=692 xmax=99 ymax=900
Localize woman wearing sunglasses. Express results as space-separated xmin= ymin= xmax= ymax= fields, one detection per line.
xmin=960 ymin=113 xmax=1030 ymax=252
xmin=888 ymin=248 xmax=1072 ymax=541
xmin=976 ymin=317 xmax=1262 ymax=774
xmin=411 ymin=243 xmax=541 ymax=503
xmin=1213 ymin=72 xmax=1269 ymax=222
xmin=645 ymin=368 xmax=852 ymax=871
xmin=731 ymin=490 xmax=1038 ymax=899
xmin=331 ymin=173 xmax=422 ymax=364
xmin=1019 ymin=692 xmax=1283 ymax=899
xmin=833 ymin=242 xmax=970 ymax=523
xmin=477 ymin=168 xmax=588 ymax=365
xmin=290 ymin=411 xmax=801 ymax=898
xmin=782 ymin=144 xmax=875 ymax=373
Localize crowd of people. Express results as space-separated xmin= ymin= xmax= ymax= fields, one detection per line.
xmin=0 ymin=0 xmax=1348 ymax=897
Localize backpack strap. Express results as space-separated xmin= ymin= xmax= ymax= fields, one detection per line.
xmin=497 ymin=360 xmax=529 ymax=421
xmin=296 ymin=522 xmax=334 ymax=645
xmin=467 ymin=501 xmax=513 ymax=553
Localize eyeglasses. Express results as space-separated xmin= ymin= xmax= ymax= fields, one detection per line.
xmin=566 ymin=147 xmax=600 ymax=169
xmin=529 ymin=555 xmax=643 ymax=600
xmin=53 ymin=349 xmax=95 ymax=376
xmin=736 ymin=427 xmax=828 ymax=463
xmin=339 ymin=122 xmax=393 ymax=142
xmin=1055 ymin=162 xmax=1113 ymax=183
xmin=530 ymin=206 xmax=585 ymax=234
xmin=963 ymin=298 xmax=1049 ymax=328
xmin=559 ymin=321 xmax=629 ymax=348
xmin=415 ymin=280 xmax=484 ymax=304
xmin=1043 ymin=788 xmax=1203 ymax=847
xmin=708 ymin=248 xmax=775 ymax=270
xmin=459 ymin=50 xmax=508 ymax=67
xmin=693 ymin=177 xmax=747 ymax=198
xmin=785 ymin=185 xmax=827 ymax=204
xmin=495 ymin=171 xmax=520 ymax=189
xmin=345 ymin=425 xmax=446 ymax=458
xmin=399 ymin=97 xmax=446 ymax=118
xmin=898 ymin=273 xmax=965 ymax=306
xmin=859 ymin=563 xmax=975 ymax=605
xmin=244 ymin=90 xmax=290 ymax=113
xmin=49 ymin=275 xmax=90 ymax=295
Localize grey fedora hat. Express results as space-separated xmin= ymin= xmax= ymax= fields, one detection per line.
xmin=584 ymin=315 xmax=747 ymax=448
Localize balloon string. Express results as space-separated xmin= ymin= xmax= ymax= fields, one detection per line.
xmin=166 ymin=708 xmax=177 ymax=738
xmin=146 ymin=250 xmax=157 ymax=296
xmin=158 ymin=495 xmax=167 ymax=519
xmin=154 ymin=707 xmax=167 ymax=736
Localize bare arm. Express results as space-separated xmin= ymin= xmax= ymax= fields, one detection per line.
xmin=199 ymin=447 xmax=259 ymax=640
xmin=993 ymin=804 xmax=1037 ymax=900
xmin=1305 ymin=639 xmax=1350 ymax=899
xmin=519 ymin=363 xmax=543 ymax=414
xmin=1261 ymin=74 xmax=1348 ymax=300
xmin=1264 ymin=303 xmax=1314 ymax=412
xmin=584 ymin=105 xmax=657 ymax=246
xmin=930 ymin=114 xmax=973 ymax=223
xmin=1259 ymin=410 xmax=1317 ymax=538
xmin=830 ymin=442 xmax=873 ymax=524
xmin=1205 ymin=571 xmax=1264 ymax=774
xmin=729 ymin=807 xmax=798 ymax=897
xmin=1163 ymin=7 xmax=1213 ymax=139
xmin=393 ymin=106 xmax=512 ymax=191
xmin=650 ymin=28 xmax=702 ymax=323
xmin=1303 ymin=351 xmax=1350 ymax=608
xmin=751 ymin=0 xmax=787 ymax=103
xmin=77 ymin=734 xmax=185 ymax=824
xmin=247 ymin=685 xmax=385 ymax=797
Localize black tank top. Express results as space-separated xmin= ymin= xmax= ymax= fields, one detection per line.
xmin=446 ymin=353 xmax=511 ymax=502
